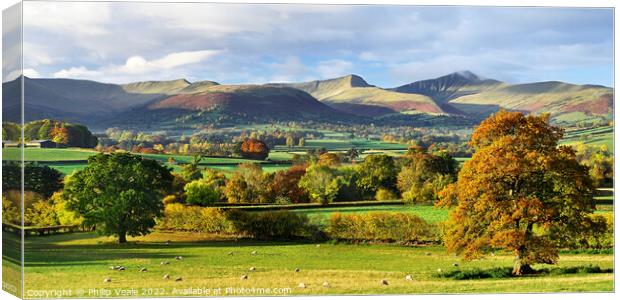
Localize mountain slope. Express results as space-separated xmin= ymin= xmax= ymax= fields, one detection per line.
xmin=145 ymin=84 xmax=350 ymax=122
xmin=394 ymin=72 xmax=613 ymax=122
xmin=121 ymin=79 xmax=191 ymax=95
xmin=2 ymin=77 xmax=166 ymax=124
xmin=271 ymin=74 xmax=443 ymax=117
xmin=449 ymin=81 xmax=613 ymax=122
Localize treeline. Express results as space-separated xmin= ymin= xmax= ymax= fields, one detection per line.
xmin=2 ymin=119 xmax=98 ymax=148
xmin=169 ymin=147 xmax=459 ymax=206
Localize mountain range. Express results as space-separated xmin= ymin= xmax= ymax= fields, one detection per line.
xmin=2 ymin=72 xmax=613 ymax=130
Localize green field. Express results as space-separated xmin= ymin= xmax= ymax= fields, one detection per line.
xmin=294 ymin=204 xmax=449 ymax=225
xmin=2 ymin=147 xmax=97 ymax=161
xmin=3 ymin=230 xmax=612 ymax=297
xmin=561 ymin=126 xmax=614 ymax=152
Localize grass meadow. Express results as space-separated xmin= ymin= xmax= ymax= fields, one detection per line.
xmin=5 ymin=230 xmax=612 ymax=297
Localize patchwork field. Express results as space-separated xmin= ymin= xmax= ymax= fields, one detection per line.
xmin=4 ymin=230 xmax=612 ymax=298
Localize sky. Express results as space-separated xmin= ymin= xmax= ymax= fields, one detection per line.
xmin=4 ymin=1 xmax=614 ymax=87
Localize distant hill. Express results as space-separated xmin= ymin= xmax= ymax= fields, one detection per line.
xmin=148 ymin=84 xmax=347 ymax=119
xmin=2 ymin=77 xmax=165 ymax=124
xmin=1 ymin=72 xmax=612 ymax=129
xmin=394 ymin=72 xmax=613 ymax=123
xmin=121 ymin=79 xmax=191 ymax=95
xmin=270 ymin=74 xmax=443 ymax=117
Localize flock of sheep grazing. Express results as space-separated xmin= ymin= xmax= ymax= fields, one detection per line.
xmin=103 ymin=246 xmax=432 ymax=289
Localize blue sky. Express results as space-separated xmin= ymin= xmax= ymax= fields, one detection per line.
xmin=6 ymin=2 xmax=614 ymax=87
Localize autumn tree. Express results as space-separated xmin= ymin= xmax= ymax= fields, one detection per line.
xmin=63 ymin=153 xmax=173 ymax=243
xmin=224 ymin=163 xmax=271 ymax=203
xmin=299 ymin=164 xmax=342 ymax=205
xmin=240 ymin=138 xmax=270 ymax=160
xmin=50 ymin=122 xmax=69 ymax=147
xmin=269 ymin=164 xmax=310 ymax=203
xmin=397 ymin=149 xmax=457 ymax=203
xmin=317 ymin=152 xmax=341 ymax=167
xmin=438 ymin=111 xmax=597 ymax=275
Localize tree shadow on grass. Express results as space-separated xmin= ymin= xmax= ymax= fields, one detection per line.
xmin=20 ymin=231 xmax=318 ymax=267
xmin=436 ymin=265 xmax=614 ymax=280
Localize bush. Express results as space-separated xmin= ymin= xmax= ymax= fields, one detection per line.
xmin=436 ymin=265 xmax=612 ymax=280
xmin=327 ymin=212 xmax=439 ymax=243
xmin=375 ymin=187 xmax=398 ymax=201
xmin=436 ymin=267 xmax=512 ymax=280
xmin=184 ymin=179 xmax=220 ymax=206
xmin=156 ymin=203 xmax=234 ymax=234
xmin=227 ymin=210 xmax=311 ymax=240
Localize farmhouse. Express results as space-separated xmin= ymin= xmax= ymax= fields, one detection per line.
xmin=25 ymin=140 xmax=58 ymax=148
xmin=2 ymin=140 xmax=19 ymax=148
xmin=4 ymin=140 xmax=59 ymax=148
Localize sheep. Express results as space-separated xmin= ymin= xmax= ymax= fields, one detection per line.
xmin=322 ymin=281 xmax=330 ymax=288
xmin=249 ymin=267 xmax=256 ymax=271
xmin=425 ymin=252 xmax=432 ymax=256
xmin=298 ymin=283 xmax=306 ymax=288
xmin=103 ymin=278 xmax=112 ymax=283
xmin=437 ymin=268 xmax=443 ymax=273
xmin=163 ymin=274 xmax=170 ymax=280
xmin=452 ymin=263 xmax=459 ymax=267
xmin=294 ymin=268 xmax=300 ymax=273
xmin=405 ymin=275 xmax=413 ymax=281
xmin=380 ymin=279 xmax=389 ymax=286
xmin=118 ymin=266 xmax=125 ymax=271
xmin=175 ymin=256 xmax=183 ymax=260
xmin=139 ymin=267 xmax=148 ymax=272
xmin=240 ymin=274 xmax=248 ymax=280
xmin=175 ymin=276 xmax=183 ymax=282
xmin=160 ymin=261 xmax=170 ymax=265
xmin=251 ymin=251 xmax=257 ymax=256
xmin=228 ymin=251 xmax=234 ymax=256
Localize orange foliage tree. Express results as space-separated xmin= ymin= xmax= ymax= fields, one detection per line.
xmin=50 ymin=122 xmax=69 ymax=146
xmin=240 ymin=138 xmax=270 ymax=160
xmin=438 ymin=110 xmax=598 ymax=275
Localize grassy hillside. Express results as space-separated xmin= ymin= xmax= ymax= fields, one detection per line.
xmin=121 ymin=79 xmax=191 ymax=95
xmin=449 ymin=81 xmax=612 ymax=122
xmin=271 ymin=74 xmax=443 ymax=117
xmin=148 ymin=84 xmax=347 ymax=120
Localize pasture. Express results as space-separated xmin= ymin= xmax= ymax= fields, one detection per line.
xmin=6 ymin=230 xmax=612 ymax=297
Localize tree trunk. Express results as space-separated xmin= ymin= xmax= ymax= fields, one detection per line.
xmin=512 ymin=250 xmax=534 ymax=276
xmin=118 ymin=231 xmax=127 ymax=244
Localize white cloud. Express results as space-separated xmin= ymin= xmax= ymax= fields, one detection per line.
xmin=53 ymin=66 xmax=102 ymax=79
xmin=23 ymin=1 xmax=111 ymax=36
xmin=268 ymin=56 xmax=309 ymax=83
xmin=316 ymin=59 xmax=353 ymax=79
xmin=53 ymin=50 xmax=223 ymax=82
xmin=117 ymin=50 xmax=223 ymax=75
xmin=23 ymin=68 xmax=41 ymax=78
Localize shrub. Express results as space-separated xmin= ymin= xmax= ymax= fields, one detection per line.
xmin=156 ymin=203 xmax=233 ymax=234
xmin=327 ymin=212 xmax=439 ymax=243
xmin=2 ymin=196 xmax=20 ymax=225
xmin=436 ymin=267 xmax=512 ymax=280
xmin=50 ymin=192 xmax=83 ymax=226
xmin=162 ymin=194 xmax=179 ymax=205
xmin=226 ymin=210 xmax=311 ymax=240
xmin=375 ymin=187 xmax=398 ymax=201
xmin=25 ymin=200 xmax=58 ymax=227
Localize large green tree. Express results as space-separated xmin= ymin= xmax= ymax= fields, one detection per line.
xmin=438 ymin=111 xmax=598 ymax=275
xmin=63 ymin=153 xmax=173 ymax=243
xmin=356 ymin=154 xmax=397 ymax=194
